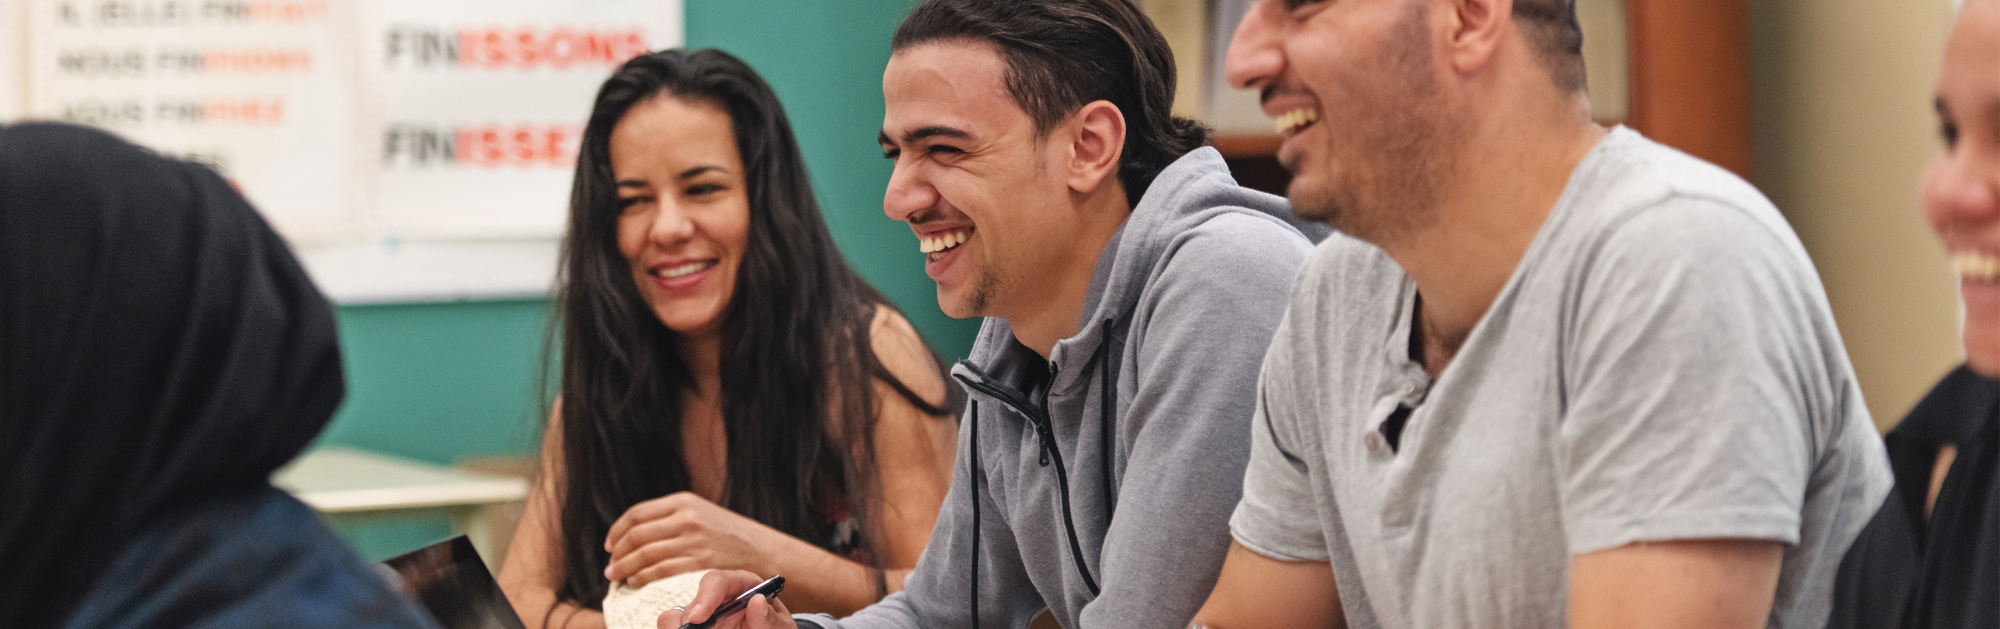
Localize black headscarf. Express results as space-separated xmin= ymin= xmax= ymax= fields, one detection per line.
xmin=0 ymin=123 xmax=426 ymax=628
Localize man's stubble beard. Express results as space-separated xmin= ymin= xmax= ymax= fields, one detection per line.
xmin=938 ymin=246 xmax=1000 ymax=319
xmin=962 ymin=258 xmax=999 ymax=317
xmin=1290 ymin=4 xmax=1454 ymax=248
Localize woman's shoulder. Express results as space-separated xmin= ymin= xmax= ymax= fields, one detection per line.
xmin=867 ymin=305 xmax=922 ymax=358
xmin=865 ymin=304 xmax=950 ymax=414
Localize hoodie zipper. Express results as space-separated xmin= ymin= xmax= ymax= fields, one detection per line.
xmin=953 ymin=362 xmax=1103 ymax=597
xmin=953 ymin=365 xmax=1054 ymax=463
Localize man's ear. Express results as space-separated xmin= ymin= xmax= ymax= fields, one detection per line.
xmin=1064 ymin=100 xmax=1127 ymax=196
xmin=1445 ymin=0 xmax=1510 ymax=75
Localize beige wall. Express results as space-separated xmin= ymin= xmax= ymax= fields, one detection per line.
xmin=1141 ymin=0 xmax=1210 ymax=120
xmin=1749 ymin=0 xmax=1961 ymax=430
xmin=1577 ymin=0 xmax=1629 ymax=121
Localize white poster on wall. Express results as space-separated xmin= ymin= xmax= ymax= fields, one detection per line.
xmin=24 ymin=0 xmax=361 ymax=237
xmin=10 ymin=0 xmax=681 ymax=303
xmin=287 ymin=0 xmax=680 ymax=303
xmin=371 ymin=0 xmax=680 ymax=237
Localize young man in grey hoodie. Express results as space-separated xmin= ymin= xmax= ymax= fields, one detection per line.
xmin=659 ymin=1 xmax=1327 ymax=628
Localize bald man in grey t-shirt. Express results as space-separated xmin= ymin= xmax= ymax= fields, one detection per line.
xmin=1193 ymin=0 xmax=1890 ymax=627
xmin=1219 ymin=127 xmax=1891 ymax=628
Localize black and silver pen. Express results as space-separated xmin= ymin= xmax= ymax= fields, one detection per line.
xmin=678 ymin=575 xmax=786 ymax=629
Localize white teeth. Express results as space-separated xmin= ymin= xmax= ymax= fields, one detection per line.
xmin=655 ymin=261 xmax=712 ymax=279
xmin=919 ymin=230 xmax=970 ymax=255
xmin=1274 ymin=108 xmax=1320 ymax=135
xmin=1954 ymin=252 xmax=2000 ymax=281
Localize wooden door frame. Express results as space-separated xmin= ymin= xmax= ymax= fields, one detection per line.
xmin=1626 ymin=0 xmax=1754 ymax=178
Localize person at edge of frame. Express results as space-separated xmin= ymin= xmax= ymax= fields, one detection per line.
xmin=0 ymin=123 xmax=442 ymax=629
xmin=1828 ymin=1 xmax=2000 ymax=627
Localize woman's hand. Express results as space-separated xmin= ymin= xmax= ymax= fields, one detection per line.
xmin=654 ymin=571 xmax=795 ymax=629
xmin=604 ymin=491 xmax=794 ymax=587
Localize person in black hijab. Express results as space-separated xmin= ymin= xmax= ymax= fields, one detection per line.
xmin=1825 ymin=2 xmax=2000 ymax=627
xmin=0 ymin=122 xmax=439 ymax=629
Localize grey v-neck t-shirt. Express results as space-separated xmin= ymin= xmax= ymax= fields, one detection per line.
xmin=1230 ymin=127 xmax=1892 ymax=629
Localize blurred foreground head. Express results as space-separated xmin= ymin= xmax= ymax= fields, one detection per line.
xmin=1927 ymin=0 xmax=2000 ymax=375
xmin=0 ymin=124 xmax=408 ymax=627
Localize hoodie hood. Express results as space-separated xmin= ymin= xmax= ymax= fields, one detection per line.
xmin=957 ymin=146 xmax=1329 ymax=394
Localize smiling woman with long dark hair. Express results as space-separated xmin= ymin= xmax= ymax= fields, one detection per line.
xmin=495 ymin=49 xmax=960 ymax=629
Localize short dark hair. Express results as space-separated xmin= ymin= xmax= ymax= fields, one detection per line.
xmin=892 ymin=0 xmax=1210 ymax=207
xmin=1513 ymin=0 xmax=1587 ymax=93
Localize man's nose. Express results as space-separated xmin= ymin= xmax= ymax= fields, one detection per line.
xmin=884 ymin=160 xmax=940 ymax=222
xmin=1226 ymin=0 xmax=1286 ymax=91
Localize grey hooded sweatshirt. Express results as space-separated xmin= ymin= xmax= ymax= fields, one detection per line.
xmin=797 ymin=148 xmax=1328 ymax=629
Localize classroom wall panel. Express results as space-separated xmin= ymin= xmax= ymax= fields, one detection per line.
xmin=317 ymin=299 xmax=553 ymax=465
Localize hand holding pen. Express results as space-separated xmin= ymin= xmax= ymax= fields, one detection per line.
xmin=657 ymin=572 xmax=790 ymax=629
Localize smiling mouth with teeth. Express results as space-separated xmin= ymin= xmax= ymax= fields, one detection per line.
xmin=653 ymin=260 xmax=717 ymax=279
xmin=1275 ymin=108 xmax=1320 ymax=136
xmin=920 ymin=228 xmax=971 ymax=262
xmin=1955 ymin=252 xmax=2000 ymax=282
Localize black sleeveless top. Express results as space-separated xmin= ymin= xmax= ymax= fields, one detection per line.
xmin=1827 ymin=365 xmax=2000 ymax=629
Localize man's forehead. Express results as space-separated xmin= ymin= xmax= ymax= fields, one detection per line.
xmin=882 ymin=41 xmax=1025 ymax=140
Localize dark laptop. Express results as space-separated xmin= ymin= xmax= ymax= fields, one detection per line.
xmin=380 ymin=536 xmax=529 ymax=629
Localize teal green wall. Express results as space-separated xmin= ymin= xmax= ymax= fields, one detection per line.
xmin=318 ymin=300 xmax=552 ymax=560
xmin=318 ymin=300 xmax=552 ymax=465
xmin=319 ymin=0 xmax=978 ymax=560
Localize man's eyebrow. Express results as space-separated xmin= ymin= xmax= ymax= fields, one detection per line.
xmin=894 ymin=125 xmax=972 ymax=145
